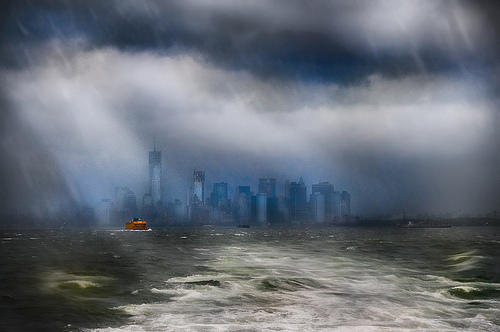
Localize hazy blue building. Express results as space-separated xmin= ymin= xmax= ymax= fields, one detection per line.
xmin=142 ymin=193 xmax=153 ymax=220
xmin=210 ymin=182 xmax=231 ymax=224
xmin=192 ymin=170 xmax=205 ymax=205
xmin=123 ymin=190 xmax=138 ymax=218
xmin=341 ymin=191 xmax=351 ymax=216
xmin=115 ymin=186 xmax=128 ymax=212
xmin=311 ymin=192 xmax=325 ymax=223
xmin=96 ymin=198 xmax=113 ymax=226
xmin=258 ymin=177 xmax=276 ymax=198
xmin=312 ymin=182 xmax=334 ymax=222
xmin=286 ymin=177 xmax=307 ymax=222
xmin=333 ymin=191 xmax=342 ymax=217
xmin=211 ymin=182 xmax=228 ymax=207
xmin=256 ymin=192 xmax=267 ymax=225
xmin=233 ymin=186 xmax=252 ymax=223
xmin=167 ymin=199 xmax=187 ymax=224
xmin=115 ymin=186 xmax=137 ymax=221
xmin=149 ymin=139 xmax=162 ymax=204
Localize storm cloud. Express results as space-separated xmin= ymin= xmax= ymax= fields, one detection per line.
xmin=1 ymin=0 xmax=500 ymax=218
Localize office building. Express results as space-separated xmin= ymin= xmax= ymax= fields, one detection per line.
xmin=211 ymin=182 xmax=228 ymax=207
xmin=256 ymin=192 xmax=267 ymax=225
xmin=96 ymin=198 xmax=113 ymax=226
xmin=233 ymin=186 xmax=252 ymax=223
xmin=210 ymin=182 xmax=231 ymax=224
xmin=286 ymin=177 xmax=307 ymax=221
xmin=341 ymin=191 xmax=351 ymax=216
xmin=333 ymin=191 xmax=342 ymax=217
xmin=312 ymin=182 xmax=334 ymax=221
xmin=192 ymin=170 xmax=205 ymax=205
xmin=149 ymin=138 xmax=162 ymax=204
xmin=115 ymin=186 xmax=138 ymax=220
xmin=258 ymin=177 xmax=276 ymax=198
xmin=311 ymin=193 xmax=325 ymax=223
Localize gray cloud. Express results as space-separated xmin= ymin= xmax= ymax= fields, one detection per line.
xmin=1 ymin=1 xmax=500 ymax=218
xmin=2 ymin=1 xmax=497 ymax=81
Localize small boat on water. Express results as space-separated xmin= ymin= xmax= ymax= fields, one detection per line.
xmin=126 ymin=218 xmax=148 ymax=230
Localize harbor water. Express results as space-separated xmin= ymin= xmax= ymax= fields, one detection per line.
xmin=1 ymin=226 xmax=500 ymax=331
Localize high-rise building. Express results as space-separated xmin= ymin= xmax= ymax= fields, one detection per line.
xmin=142 ymin=193 xmax=153 ymax=215
xmin=286 ymin=177 xmax=307 ymax=221
xmin=233 ymin=186 xmax=252 ymax=223
xmin=341 ymin=191 xmax=351 ymax=216
xmin=115 ymin=186 xmax=138 ymax=219
xmin=115 ymin=186 xmax=128 ymax=212
xmin=151 ymin=165 xmax=161 ymax=203
xmin=256 ymin=192 xmax=267 ymax=225
xmin=285 ymin=180 xmax=291 ymax=199
xmin=167 ymin=199 xmax=186 ymax=223
xmin=96 ymin=198 xmax=113 ymax=226
xmin=311 ymin=193 xmax=325 ymax=223
xmin=210 ymin=182 xmax=230 ymax=223
xmin=258 ymin=177 xmax=276 ymax=198
xmin=333 ymin=191 xmax=342 ymax=217
xmin=123 ymin=190 xmax=138 ymax=217
xmin=312 ymin=182 xmax=334 ymax=221
xmin=193 ymin=170 xmax=205 ymax=205
xmin=149 ymin=137 xmax=162 ymax=204
xmin=211 ymin=182 xmax=228 ymax=207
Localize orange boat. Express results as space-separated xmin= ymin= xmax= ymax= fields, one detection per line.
xmin=126 ymin=218 xmax=148 ymax=230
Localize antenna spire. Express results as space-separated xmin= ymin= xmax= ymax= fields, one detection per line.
xmin=153 ymin=134 xmax=156 ymax=151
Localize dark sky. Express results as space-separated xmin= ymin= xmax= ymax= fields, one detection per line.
xmin=1 ymin=0 xmax=500 ymax=218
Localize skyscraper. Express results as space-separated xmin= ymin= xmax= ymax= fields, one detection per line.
xmin=286 ymin=177 xmax=307 ymax=221
xmin=258 ymin=177 xmax=276 ymax=198
xmin=311 ymin=192 xmax=325 ymax=223
xmin=312 ymin=182 xmax=334 ymax=222
xmin=341 ymin=191 xmax=351 ymax=216
xmin=210 ymin=182 xmax=230 ymax=223
xmin=193 ymin=170 xmax=205 ymax=205
xmin=115 ymin=186 xmax=137 ymax=218
xmin=211 ymin=182 xmax=228 ymax=207
xmin=149 ymin=137 xmax=162 ymax=204
xmin=233 ymin=186 xmax=252 ymax=223
xmin=256 ymin=192 xmax=267 ymax=224
xmin=333 ymin=191 xmax=340 ymax=217
xmin=96 ymin=198 xmax=113 ymax=226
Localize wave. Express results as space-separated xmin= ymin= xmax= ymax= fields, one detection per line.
xmin=447 ymin=250 xmax=483 ymax=272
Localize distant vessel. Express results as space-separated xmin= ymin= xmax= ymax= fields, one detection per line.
xmin=237 ymin=224 xmax=250 ymax=228
xmin=126 ymin=218 xmax=148 ymax=230
xmin=400 ymin=221 xmax=451 ymax=228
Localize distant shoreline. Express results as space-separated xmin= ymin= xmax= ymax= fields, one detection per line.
xmin=1 ymin=217 xmax=500 ymax=230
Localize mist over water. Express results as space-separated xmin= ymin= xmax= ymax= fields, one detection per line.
xmin=1 ymin=226 xmax=499 ymax=331
xmin=1 ymin=1 xmax=500 ymax=219
xmin=2 ymin=2 xmax=500 ymax=330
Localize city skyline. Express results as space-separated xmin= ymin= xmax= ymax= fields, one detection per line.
xmin=100 ymin=142 xmax=354 ymax=226
xmin=1 ymin=1 xmax=500 ymax=221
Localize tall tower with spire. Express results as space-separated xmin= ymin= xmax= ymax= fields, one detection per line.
xmin=258 ymin=176 xmax=276 ymax=198
xmin=192 ymin=170 xmax=205 ymax=206
xmin=149 ymin=135 xmax=162 ymax=204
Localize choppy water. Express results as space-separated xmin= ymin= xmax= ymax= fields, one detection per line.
xmin=1 ymin=226 xmax=500 ymax=331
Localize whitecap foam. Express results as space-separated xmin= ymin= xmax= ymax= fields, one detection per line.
xmin=89 ymin=233 xmax=500 ymax=332
xmin=447 ymin=250 xmax=483 ymax=271
xmin=41 ymin=270 xmax=113 ymax=292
